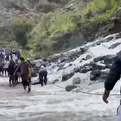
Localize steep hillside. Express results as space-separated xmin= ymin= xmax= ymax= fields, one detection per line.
xmin=1 ymin=0 xmax=121 ymax=59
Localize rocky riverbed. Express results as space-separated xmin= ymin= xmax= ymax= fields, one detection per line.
xmin=0 ymin=33 xmax=121 ymax=121
xmin=0 ymin=77 xmax=119 ymax=121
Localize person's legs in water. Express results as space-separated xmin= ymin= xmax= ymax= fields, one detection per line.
xmin=21 ymin=75 xmax=27 ymax=90
xmin=28 ymin=76 xmax=31 ymax=92
xmin=21 ymin=74 xmax=30 ymax=92
xmin=5 ymin=68 xmax=7 ymax=77
xmin=43 ymin=71 xmax=47 ymax=85
xmin=1 ymin=68 xmax=3 ymax=77
xmin=15 ymin=74 xmax=18 ymax=84
xmin=39 ymin=71 xmax=45 ymax=86
xmin=39 ymin=75 xmax=44 ymax=86
xmin=11 ymin=75 xmax=15 ymax=87
xmin=9 ymin=75 xmax=12 ymax=86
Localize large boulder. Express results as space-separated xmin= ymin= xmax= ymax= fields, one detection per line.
xmin=72 ymin=77 xmax=81 ymax=85
xmin=65 ymin=85 xmax=77 ymax=92
xmin=62 ymin=72 xmax=74 ymax=82
xmin=104 ymin=55 xmax=116 ymax=65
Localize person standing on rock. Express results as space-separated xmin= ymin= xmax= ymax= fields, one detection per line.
xmin=102 ymin=52 xmax=121 ymax=121
xmin=14 ymin=57 xmax=31 ymax=92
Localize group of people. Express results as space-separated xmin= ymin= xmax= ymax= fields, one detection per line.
xmin=0 ymin=54 xmax=48 ymax=93
xmin=0 ymin=57 xmax=32 ymax=92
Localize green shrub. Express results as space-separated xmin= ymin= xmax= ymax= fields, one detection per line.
xmin=10 ymin=17 xmax=34 ymax=47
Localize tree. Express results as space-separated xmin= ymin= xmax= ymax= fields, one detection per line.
xmin=10 ymin=17 xmax=34 ymax=47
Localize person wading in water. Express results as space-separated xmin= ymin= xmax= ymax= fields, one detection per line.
xmin=14 ymin=57 xmax=31 ymax=92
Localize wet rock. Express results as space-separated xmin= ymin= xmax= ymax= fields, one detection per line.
xmin=69 ymin=63 xmax=73 ymax=66
xmin=73 ymin=67 xmax=80 ymax=73
xmin=93 ymin=56 xmax=105 ymax=62
xmin=105 ymin=36 xmax=114 ymax=42
xmin=80 ymin=47 xmax=87 ymax=54
xmin=65 ymin=85 xmax=77 ymax=92
xmin=90 ymin=70 xmax=101 ymax=81
xmin=109 ymin=42 xmax=121 ymax=49
xmin=72 ymin=77 xmax=81 ymax=85
xmin=104 ymin=55 xmax=116 ymax=65
xmin=116 ymin=32 xmax=121 ymax=39
xmin=80 ymin=65 xmax=92 ymax=73
xmin=52 ymin=79 xmax=59 ymax=84
xmin=57 ymin=63 xmax=65 ymax=71
xmin=86 ymin=54 xmax=92 ymax=60
xmin=62 ymin=72 xmax=74 ymax=82
xmin=60 ymin=56 xmax=69 ymax=62
xmin=91 ymin=63 xmax=106 ymax=70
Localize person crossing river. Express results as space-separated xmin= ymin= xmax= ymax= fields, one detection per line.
xmin=14 ymin=57 xmax=32 ymax=92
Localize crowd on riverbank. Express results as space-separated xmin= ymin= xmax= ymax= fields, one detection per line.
xmin=0 ymin=49 xmax=48 ymax=93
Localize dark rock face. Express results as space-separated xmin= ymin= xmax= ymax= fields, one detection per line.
xmin=52 ymin=31 xmax=87 ymax=51
xmin=65 ymin=85 xmax=77 ymax=91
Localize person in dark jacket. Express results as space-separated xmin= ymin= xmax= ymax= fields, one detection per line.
xmin=14 ymin=59 xmax=20 ymax=84
xmin=39 ymin=66 xmax=48 ymax=86
xmin=32 ymin=65 xmax=48 ymax=86
xmin=14 ymin=57 xmax=31 ymax=92
xmin=8 ymin=60 xmax=15 ymax=86
xmin=103 ymin=52 xmax=121 ymax=103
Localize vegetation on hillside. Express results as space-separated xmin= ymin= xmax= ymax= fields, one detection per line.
xmin=8 ymin=0 xmax=121 ymax=58
xmin=10 ymin=17 xmax=34 ymax=47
